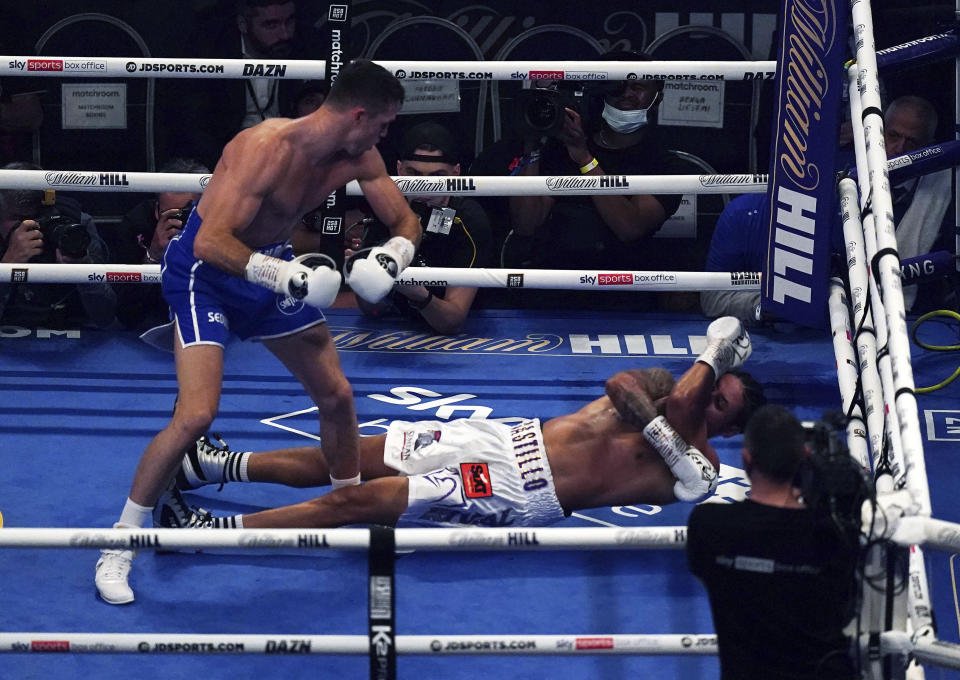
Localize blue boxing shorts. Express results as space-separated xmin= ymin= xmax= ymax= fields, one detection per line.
xmin=161 ymin=208 xmax=326 ymax=348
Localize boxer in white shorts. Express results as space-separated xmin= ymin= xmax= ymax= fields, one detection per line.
xmin=166 ymin=318 xmax=767 ymax=531
xmin=383 ymin=419 xmax=566 ymax=527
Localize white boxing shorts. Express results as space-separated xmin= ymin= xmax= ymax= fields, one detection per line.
xmin=383 ymin=418 xmax=566 ymax=528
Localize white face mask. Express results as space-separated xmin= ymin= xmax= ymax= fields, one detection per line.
xmin=602 ymin=99 xmax=655 ymax=134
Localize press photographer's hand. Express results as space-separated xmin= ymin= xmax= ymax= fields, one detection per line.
xmin=149 ymin=207 xmax=186 ymax=259
xmin=559 ymin=108 xmax=591 ymax=166
xmin=1 ymin=220 xmax=44 ymax=263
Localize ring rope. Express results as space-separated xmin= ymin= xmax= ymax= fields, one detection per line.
xmin=0 ymin=55 xmax=776 ymax=81
xmin=0 ymin=263 xmax=760 ymax=290
xmin=3 ymin=522 xmax=959 ymax=553
xmin=0 ymin=526 xmax=686 ymax=550
xmin=0 ymin=632 xmax=717 ymax=656
xmin=0 ymin=168 xmax=767 ymax=196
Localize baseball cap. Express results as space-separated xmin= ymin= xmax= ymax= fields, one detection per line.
xmin=398 ymin=122 xmax=459 ymax=164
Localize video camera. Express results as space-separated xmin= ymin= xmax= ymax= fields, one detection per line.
xmin=796 ymin=412 xmax=872 ymax=539
xmin=516 ymin=78 xmax=617 ymax=139
xmin=514 ymin=85 xmax=585 ymax=138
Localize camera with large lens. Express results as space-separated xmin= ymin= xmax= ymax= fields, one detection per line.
xmin=170 ymin=200 xmax=194 ymax=226
xmin=34 ymin=213 xmax=91 ymax=261
xmin=514 ymin=85 xmax=585 ymax=138
xmin=796 ymin=412 xmax=872 ymax=539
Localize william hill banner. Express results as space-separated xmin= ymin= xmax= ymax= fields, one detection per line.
xmin=761 ymin=0 xmax=846 ymax=328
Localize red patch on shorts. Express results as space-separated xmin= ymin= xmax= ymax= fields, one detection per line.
xmin=460 ymin=462 xmax=493 ymax=498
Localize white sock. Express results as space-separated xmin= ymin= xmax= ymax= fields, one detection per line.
xmin=236 ymin=452 xmax=250 ymax=482
xmin=118 ymin=498 xmax=153 ymax=528
xmin=330 ymin=473 xmax=361 ymax=490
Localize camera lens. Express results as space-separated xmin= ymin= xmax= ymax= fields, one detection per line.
xmin=525 ymin=94 xmax=561 ymax=131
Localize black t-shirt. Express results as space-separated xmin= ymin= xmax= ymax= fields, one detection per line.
xmin=687 ymin=500 xmax=858 ymax=680
xmin=362 ymin=196 xmax=494 ymax=318
xmin=100 ymin=198 xmax=169 ymax=331
xmin=528 ymin=130 xmax=687 ymax=271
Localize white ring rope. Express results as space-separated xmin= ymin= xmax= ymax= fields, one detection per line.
xmin=0 ymin=526 xmax=686 ymax=550
xmin=0 ymin=263 xmax=760 ymax=290
xmin=0 ymin=632 xmax=717 ymax=656
xmin=0 ymin=55 xmax=776 ymax=81
xmin=3 ymin=522 xmax=959 ymax=554
xmin=0 ymin=168 xmax=767 ymax=196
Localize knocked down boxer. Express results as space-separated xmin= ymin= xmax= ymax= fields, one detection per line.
xmin=160 ymin=317 xmax=764 ymax=529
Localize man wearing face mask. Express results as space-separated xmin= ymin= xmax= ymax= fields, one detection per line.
xmin=509 ymin=50 xmax=687 ymax=307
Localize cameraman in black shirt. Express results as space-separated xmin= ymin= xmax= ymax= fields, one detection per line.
xmin=0 ymin=162 xmax=116 ymax=329
xmin=687 ymin=404 xmax=859 ymax=679
xmin=506 ymin=51 xmax=686 ymax=310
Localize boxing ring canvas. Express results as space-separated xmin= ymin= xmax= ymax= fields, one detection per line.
xmin=2 ymin=308 xmax=959 ymax=679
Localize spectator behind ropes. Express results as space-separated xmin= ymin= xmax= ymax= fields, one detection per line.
xmin=349 ymin=121 xmax=494 ymax=334
xmin=0 ymin=162 xmax=116 ymax=329
xmin=103 ymin=158 xmax=209 ymax=332
xmin=491 ymin=51 xmax=688 ymax=310
xmin=159 ymin=1 xmax=313 ymax=169
xmin=701 ymin=94 xmax=955 ymax=323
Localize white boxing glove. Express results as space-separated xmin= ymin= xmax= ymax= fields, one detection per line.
xmin=642 ymin=415 xmax=718 ymax=503
xmin=244 ymin=252 xmax=341 ymax=309
xmin=697 ymin=316 xmax=752 ymax=380
xmin=344 ymin=236 xmax=416 ymax=304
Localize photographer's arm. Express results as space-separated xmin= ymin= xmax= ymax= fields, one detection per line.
xmin=587 ymin=174 xmax=668 ymax=241
xmin=508 ymin=138 xmax=554 ymax=236
xmin=71 ymin=219 xmax=118 ymax=328
xmin=397 ymin=284 xmax=477 ymax=335
xmin=557 ymin=110 xmax=668 ymax=241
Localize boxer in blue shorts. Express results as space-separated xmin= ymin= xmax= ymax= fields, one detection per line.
xmin=160 ymin=319 xmax=766 ymax=531
xmin=95 ymin=59 xmax=422 ymax=605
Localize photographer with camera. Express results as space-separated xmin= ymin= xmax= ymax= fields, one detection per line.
xmin=338 ymin=121 xmax=493 ymax=334
xmin=104 ymin=158 xmax=209 ymax=332
xmin=506 ymin=51 xmax=687 ymax=309
xmin=686 ymin=405 xmax=861 ymax=679
xmin=0 ymin=162 xmax=117 ymax=329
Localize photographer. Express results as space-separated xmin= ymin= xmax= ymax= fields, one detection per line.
xmin=686 ymin=405 xmax=859 ymax=680
xmin=103 ymin=158 xmax=208 ymax=331
xmin=339 ymin=121 xmax=493 ymax=334
xmin=0 ymin=162 xmax=116 ymax=329
xmin=507 ymin=51 xmax=687 ymax=308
